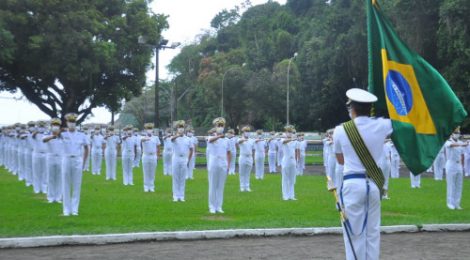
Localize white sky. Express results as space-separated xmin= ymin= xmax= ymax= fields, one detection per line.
xmin=0 ymin=0 xmax=286 ymax=126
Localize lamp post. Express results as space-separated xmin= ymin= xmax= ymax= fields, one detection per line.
xmin=286 ymin=52 xmax=298 ymax=125
xmin=138 ymin=36 xmax=180 ymax=128
xmin=221 ymin=63 xmax=246 ymax=117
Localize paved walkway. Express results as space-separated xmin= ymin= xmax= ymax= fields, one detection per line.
xmin=1 ymin=232 xmax=468 ymax=260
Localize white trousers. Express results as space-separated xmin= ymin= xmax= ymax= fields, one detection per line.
xmin=62 ymin=156 xmax=83 ymax=215
xmin=104 ymin=151 xmax=117 ymax=180
xmin=381 ymin=162 xmax=391 ymax=191
xmin=47 ymin=155 xmax=62 ymax=202
xmin=277 ymin=150 xmax=283 ymax=167
xmin=24 ymin=151 xmax=33 ymax=186
xmin=186 ymin=154 xmax=196 ymax=179
xmin=281 ymin=160 xmax=296 ymax=200
xmin=434 ymin=156 xmax=445 ymax=180
xmin=122 ymin=153 xmax=134 ymax=185
xmin=163 ymin=151 xmax=173 ymax=176
xmin=32 ymin=152 xmax=47 ymax=193
xmin=172 ymin=158 xmax=187 ymax=200
xmin=335 ymin=163 xmax=344 ymax=190
xmin=239 ymin=155 xmax=253 ymax=190
xmin=341 ymin=178 xmax=381 ymax=260
xmin=229 ymin=149 xmax=236 ymax=175
xmin=327 ymin=155 xmax=337 ymax=179
xmin=17 ymin=149 xmax=25 ymax=181
xmin=446 ymin=170 xmax=463 ymax=208
xmin=297 ymin=153 xmax=305 ymax=176
xmin=142 ymin=154 xmax=157 ymax=191
xmin=410 ymin=173 xmax=421 ymax=188
xmin=83 ymin=150 xmax=90 ymax=171
xmin=268 ymin=152 xmax=277 ymax=173
xmin=91 ymin=152 xmax=102 ymax=175
xmin=255 ymin=155 xmax=265 ymax=179
xmin=390 ymin=157 xmax=400 ymax=178
xmin=208 ymin=158 xmax=228 ymax=211
xmin=133 ymin=149 xmax=141 ymax=168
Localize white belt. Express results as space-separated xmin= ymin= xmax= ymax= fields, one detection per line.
xmin=240 ymin=154 xmax=252 ymax=157
xmin=144 ymin=152 xmax=156 ymax=155
xmin=65 ymin=155 xmax=80 ymax=158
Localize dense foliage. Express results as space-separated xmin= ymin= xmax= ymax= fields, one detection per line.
xmin=133 ymin=0 xmax=468 ymax=131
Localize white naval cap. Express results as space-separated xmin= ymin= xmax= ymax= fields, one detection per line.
xmin=346 ymin=88 xmax=378 ymax=104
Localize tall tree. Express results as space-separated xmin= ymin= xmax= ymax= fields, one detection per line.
xmin=0 ymin=0 xmax=168 ymax=123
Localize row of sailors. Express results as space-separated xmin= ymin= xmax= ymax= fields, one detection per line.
xmin=323 ymin=128 xmax=468 ymax=210
xmin=0 ymin=115 xmax=308 ymax=215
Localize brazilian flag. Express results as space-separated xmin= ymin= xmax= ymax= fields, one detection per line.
xmin=367 ymin=0 xmax=467 ymax=174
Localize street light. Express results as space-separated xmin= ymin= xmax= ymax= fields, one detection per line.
xmin=221 ymin=63 xmax=246 ymax=117
xmin=287 ymin=52 xmax=298 ymax=125
xmin=138 ymin=35 xmax=181 ymax=128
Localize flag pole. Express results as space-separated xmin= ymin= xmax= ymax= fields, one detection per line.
xmin=326 ymin=176 xmax=358 ymax=260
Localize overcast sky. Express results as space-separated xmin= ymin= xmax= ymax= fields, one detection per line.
xmin=0 ymin=0 xmax=286 ymax=125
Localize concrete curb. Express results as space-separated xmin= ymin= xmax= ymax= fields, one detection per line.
xmin=1 ymin=224 xmax=469 ymax=249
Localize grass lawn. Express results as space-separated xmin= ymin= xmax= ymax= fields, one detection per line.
xmin=1 ymin=160 xmax=469 ymax=238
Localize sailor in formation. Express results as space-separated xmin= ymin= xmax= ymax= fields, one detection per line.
xmin=226 ymin=129 xmax=237 ymax=175
xmin=281 ymin=125 xmax=298 ymax=200
xmin=141 ymin=123 xmax=160 ymax=192
xmin=207 ymin=117 xmax=231 ymax=214
xmin=121 ymin=125 xmax=137 ymax=186
xmin=90 ymin=126 xmax=105 ymax=175
xmin=296 ymin=133 xmax=307 ymax=176
xmin=170 ymin=120 xmax=193 ymax=201
xmin=445 ymin=127 xmax=467 ymax=210
xmin=104 ymin=125 xmax=120 ymax=181
xmin=32 ymin=120 xmax=48 ymax=194
xmin=162 ymin=128 xmax=173 ymax=176
xmin=254 ymin=129 xmax=266 ymax=180
xmin=238 ymin=126 xmax=255 ymax=192
xmin=43 ymin=118 xmax=63 ymax=203
xmin=186 ymin=127 xmax=198 ymax=180
xmin=60 ymin=113 xmax=89 ymax=216
xmin=267 ymin=131 xmax=278 ymax=173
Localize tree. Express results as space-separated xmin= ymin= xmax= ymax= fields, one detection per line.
xmin=0 ymin=0 xmax=168 ymax=123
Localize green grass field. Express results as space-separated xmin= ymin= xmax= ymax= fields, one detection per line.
xmin=1 ymin=159 xmax=469 ymax=238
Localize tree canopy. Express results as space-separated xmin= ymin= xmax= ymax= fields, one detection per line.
xmin=0 ymin=0 xmax=168 ymax=123
xmin=151 ymin=0 xmax=470 ymax=131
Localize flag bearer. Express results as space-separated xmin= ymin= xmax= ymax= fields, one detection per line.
xmin=43 ymin=118 xmax=63 ymax=203
xmin=333 ymin=88 xmax=392 ymax=260
xmin=445 ymin=128 xmax=466 ymax=210
xmin=121 ymin=125 xmax=137 ymax=186
xmin=90 ymin=126 xmax=105 ymax=175
xmin=171 ymin=120 xmax=193 ymax=201
xmin=207 ymin=117 xmax=231 ymax=214
xmin=60 ymin=113 xmax=89 ymax=216
xmin=104 ymin=125 xmax=120 ymax=181
xmin=238 ymin=126 xmax=255 ymax=192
